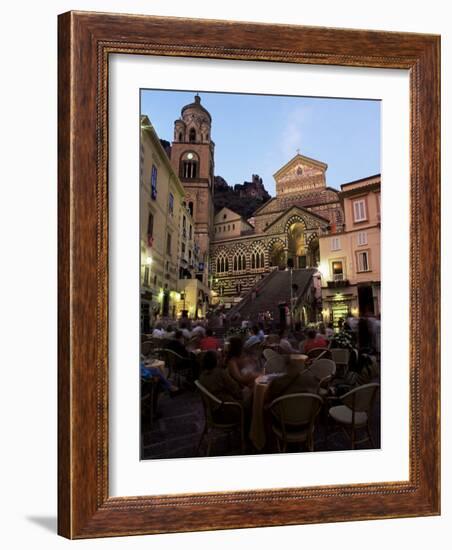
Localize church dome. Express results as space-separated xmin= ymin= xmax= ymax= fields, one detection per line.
xmin=181 ymin=94 xmax=212 ymax=123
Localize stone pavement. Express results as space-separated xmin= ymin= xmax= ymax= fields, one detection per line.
xmin=141 ymin=385 xmax=381 ymax=460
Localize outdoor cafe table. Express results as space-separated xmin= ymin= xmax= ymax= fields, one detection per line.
xmin=289 ymin=354 xmax=309 ymax=369
xmin=249 ymin=373 xmax=283 ymax=451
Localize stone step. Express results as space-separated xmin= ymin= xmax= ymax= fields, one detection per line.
xmin=227 ymin=268 xmax=316 ymax=323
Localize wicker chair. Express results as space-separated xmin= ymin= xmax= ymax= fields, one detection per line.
xmin=310 ymin=358 xmax=336 ymax=380
xmin=330 ymin=348 xmax=350 ymax=376
xmin=328 ymin=383 xmax=380 ymax=449
xmin=195 ymin=380 xmax=244 ymax=456
xmin=141 ymin=341 xmax=153 ymax=358
xmin=310 ymin=358 xmax=337 ymax=397
xmin=155 ymin=349 xmax=193 ymax=386
xmin=262 ymin=348 xmax=286 ymax=374
xmin=268 ymin=393 xmax=323 ymax=452
xmin=306 ymin=347 xmax=332 ymax=360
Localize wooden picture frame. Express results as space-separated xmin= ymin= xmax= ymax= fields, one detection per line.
xmin=58 ymin=11 xmax=440 ymax=538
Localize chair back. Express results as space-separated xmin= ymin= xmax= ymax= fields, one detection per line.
xmin=342 ymin=383 xmax=380 ymax=412
xmin=330 ymin=348 xmax=350 ymax=365
xmin=164 ymin=348 xmax=186 ymax=366
xmin=194 ymin=380 xmax=222 ymax=425
xmin=306 ymin=347 xmax=331 ymax=360
xmin=310 ymin=358 xmax=336 ymax=380
xmin=160 ymin=338 xmax=174 ymax=349
xmin=269 ymin=393 xmax=322 ymax=427
xmin=263 ymin=348 xmax=278 ymax=361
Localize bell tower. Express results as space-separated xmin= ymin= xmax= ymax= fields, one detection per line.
xmin=171 ymin=95 xmax=215 ymax=285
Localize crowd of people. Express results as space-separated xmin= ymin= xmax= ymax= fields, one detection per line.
xmin=141 ymin=313 xmax=381 ymax=453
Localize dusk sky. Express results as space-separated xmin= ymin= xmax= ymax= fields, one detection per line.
xmin=140 ymin=89 xmax=380 ymax=196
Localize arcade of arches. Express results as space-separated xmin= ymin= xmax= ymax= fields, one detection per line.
xmin=211 ymin=208 xmax=329 ymax=306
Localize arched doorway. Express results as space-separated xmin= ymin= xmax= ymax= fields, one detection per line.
xmin=307 ymin=236 xmax=320 ymax=267
xmin=269 ymin=241 xmax=285 ymax=269
xmin=287 ymin=222 xmax=306 ymax=268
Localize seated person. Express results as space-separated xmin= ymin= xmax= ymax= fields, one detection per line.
xmin=166 ymin=330 xmax=189 ymax=357
xmin=163 ymin=324 xmax=175 ymax=339
xmin=225 ymin=337 xmax=259 ymax=389
xmin=191 ymin=322 xmax=206 ymax=339
xmin=292 ymin=322 xmax=305 ymax=342
xmin=178 ymin=321 xmax=192 ymax=340
xmin=302 ymin=329 xmax=328 ymax=354
xmin=140 ymin=361 xmax=179 ymax=395
xmin=325 ymin=322 xmax=335 ymax=339
xmin=278 ymin=328 xmax=300 ymax=354
xmin=199 ymin=351 xmax=243 ymax=423
xmin=265 ymin=360 xmax=319 ymax=405
xmin=166 ymin=330 xmax=199 ymax=380
xmin=200 ymin=328 xmax=220 ymax=351
xmin=244 ymin=325 xmax=264 ymax=349
xmin=317 ymin=323 xmax=328 ymax=339
xmin=151 ymin=323 xmax=165 ymax=339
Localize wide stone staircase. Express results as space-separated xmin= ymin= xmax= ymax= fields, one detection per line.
xmin=226 ymin=268 xmax=316 ymax=324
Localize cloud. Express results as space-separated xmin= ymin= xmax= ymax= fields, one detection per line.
xmin=280 ymin=105 xmax=311 ymax=159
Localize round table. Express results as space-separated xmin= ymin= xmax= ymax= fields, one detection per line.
xmin=249 ymin=373 xmax=284 ymax=450
xmin=289 ymin=354 xmax=309 ymax=370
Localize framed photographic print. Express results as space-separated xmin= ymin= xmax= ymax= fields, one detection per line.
xmin=58 ymin=11 xmax=440 ymax=538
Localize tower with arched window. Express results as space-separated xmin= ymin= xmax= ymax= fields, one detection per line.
xmin=170 ymin=95 xmax=215 ymax=286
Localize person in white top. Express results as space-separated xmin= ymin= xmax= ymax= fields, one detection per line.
xmin=346 ymin=315 xmax=359 ymax=333
xmin=179 ymin=321 xmax=192 ymax=340
xmin=278 ymin=328 xmax=299 ymax=354
xmin=163 ymin=325 xmax=175 ymax=339
xmin=151 ymin=323 xmax=165 ymax=338
xmin=325 ymin=322 xmax=334 ymax=339
xmin=191 ymin=323 xmax=206 ymax=338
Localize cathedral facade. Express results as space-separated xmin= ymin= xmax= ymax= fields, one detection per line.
xmin=210 ymin=153 xmax=344 ymax=308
